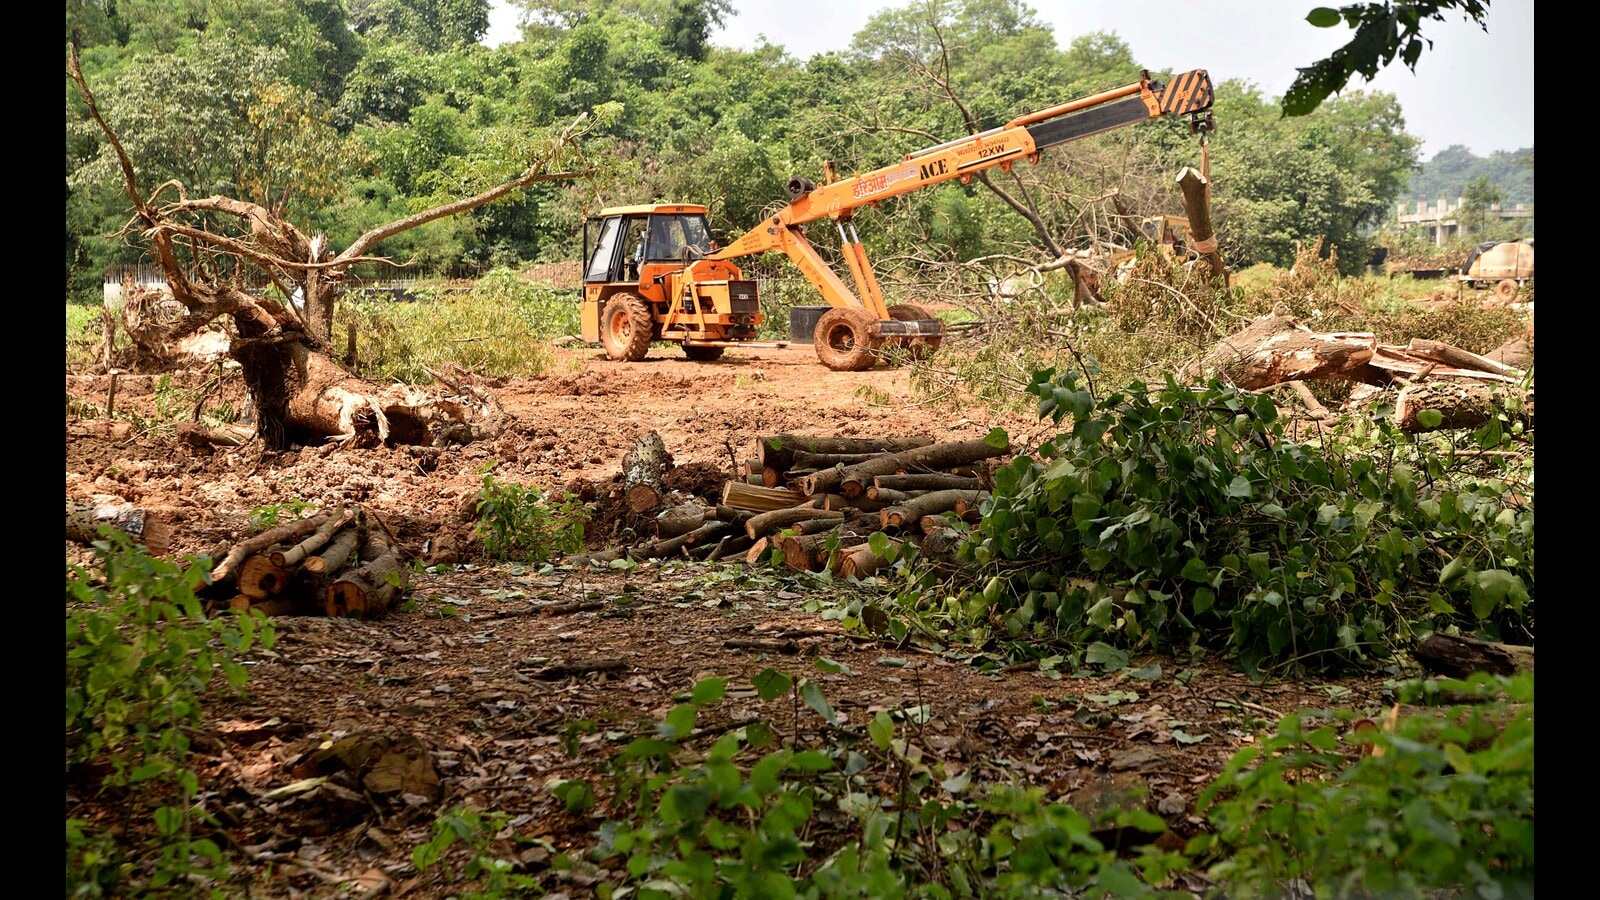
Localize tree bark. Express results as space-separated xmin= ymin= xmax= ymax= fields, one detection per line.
xmin=1202 ymin=313 xmax=1378 ymax=390
xmin=1394 ymin=381 xmax=1532 ymax=433
xmin=721 ymin=482 xmax=807 ymax=512
xmin=880 ymin=490 xmax=990 ymax=530
xmin=1414 ymin=633 xmax=1533 ymax=679
xmin=210 ymin=513 xmax=332 ymax=586
xmin=621 ymin=431 xmax=673 ymax=515
xmin=66 ymin=499 xmax=171 ymax=556
xmin=754 ymin=434 xmax=931 ymax=471
xmin=798 ymin=439 xmax=1010 ymax=499
xmin=1175 ymin=167 xmax=1228 ymax=282
xmin=873 ymin=473 xmax=983 ymax=492
xmin=745 ymin=508 xmax=845 ymax=540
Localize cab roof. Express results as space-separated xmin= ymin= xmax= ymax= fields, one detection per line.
xmin=594 ymin=204 xmax=708 ymax=217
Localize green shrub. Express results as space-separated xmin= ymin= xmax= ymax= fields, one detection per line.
xmin=66 ymin=531 xmax=274 ymax=894
xmin=68 ymin=302 xmax=107 ymax=370
xmin=1194 ymin=672 xmax=1534 ymax=899
xmin=474 ymin=472 xmax=587 ymax=564
xmin=337 ymin=268 xmax=571 ymax=383
xmin=953 ymin=368 xmax=1532 ymax=675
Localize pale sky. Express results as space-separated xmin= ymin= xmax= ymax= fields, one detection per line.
xmin=485 ymin=0 xmax=1533 ymax=161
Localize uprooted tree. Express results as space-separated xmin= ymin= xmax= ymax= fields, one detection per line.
xmin=68 ymin=44 xmax=593 ymax=451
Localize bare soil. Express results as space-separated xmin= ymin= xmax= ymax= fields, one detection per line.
xmin=66 ymin=344 xmax=1391 ymax=898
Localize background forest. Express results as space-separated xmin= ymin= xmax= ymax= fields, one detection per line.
xmin=65 ymin=0 xmax=1532 ymax=306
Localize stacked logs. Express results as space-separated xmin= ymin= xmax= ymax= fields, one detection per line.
xmin=207 ymin=506 xmax=407 ymax=618
xmin=576 ymin=434 xmax=1008 ymax=575
xmin=741 ymin=433 xmax=1005 ymax=576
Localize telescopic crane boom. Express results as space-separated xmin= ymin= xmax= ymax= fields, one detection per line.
xmin=711 ymin=68 xmax=1215 ymax=370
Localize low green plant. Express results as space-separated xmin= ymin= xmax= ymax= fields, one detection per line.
xmin=1193 ymin=672 xmax=1534 ymax=898
xmin=68 ymin=302 xmax=110 ymax=370
xmin=474 ymin=472 xmax=588 ymax=564
xmin=337 ymin=268 xmax=568 ymax=383
xmin=574 ymin=670 xmax=1186 ymax=897
xmin=66 ymin=531 xmax=275 ymax=895
xmin=412 ymin=806 xmax=545 ymax=898
xmin=247 ymin=499 xmax=316 ymax=531
xmin=948 ymin=366 xmax=1531 ymax=675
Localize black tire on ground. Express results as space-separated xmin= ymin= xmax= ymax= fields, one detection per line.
xmin=601 ymin=293 xmax=654 ymax=361
xmin=886 ymin=302 xmax=942 ymax=360
xmin=814 ymin=307 xmax=880 ymax=371
xmin=683 ymin=344 xmax=725 ymax=362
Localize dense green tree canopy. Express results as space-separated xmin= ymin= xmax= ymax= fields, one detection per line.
xmin=65 ymin=0 xmax=1527 ymax=299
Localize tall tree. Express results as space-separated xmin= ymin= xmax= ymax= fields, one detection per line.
xmin=350 ymin=0 xmax=491 ymax=52
xmin=69 ymin=44 xmax=593 ymax=448
xmin=1460 ymin=174 xmax=1504 ymax=236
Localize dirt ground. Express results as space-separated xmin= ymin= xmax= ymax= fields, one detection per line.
xmin=66 ymin=344 xmax=1394 ymax=898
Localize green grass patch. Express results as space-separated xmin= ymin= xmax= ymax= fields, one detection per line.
xmin=338 ymin=268 xmax=575 ymax=383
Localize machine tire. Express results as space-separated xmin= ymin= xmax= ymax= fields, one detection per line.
xmin=601 ymin=293 xmax=654 ymax=362
xmin=814 ymin=307 xmax=880 ymax=372
xmin=682 ymin=344 xmax=725 ymax=362
xmin=1495 ymin=279 xmax=1520 ymax=303
xmin=887 ymin=302 xmax=942 ymax=360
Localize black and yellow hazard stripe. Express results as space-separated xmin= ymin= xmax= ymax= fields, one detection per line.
xmin=1158 ymin=69 xmax=1214 ymax=115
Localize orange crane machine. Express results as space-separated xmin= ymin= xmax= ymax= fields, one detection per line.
xmin=580 ymin=68 xmax=1215 ymax=370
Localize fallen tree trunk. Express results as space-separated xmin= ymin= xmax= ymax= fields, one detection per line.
xmin=628 ymin=520 xmax=733 ymax=562
xmin=790 ymin=450 xmax=886 ymax=469
xmin=1414 ymin=632 xmax=1533 ymax=679
xmin=238 ymin=552 xmax=291 ymax=600
xmin=1405 ymin=339 xmax=1519 ymax=377
xmin=1394 ymin=381 xmax=1533 ymax=433
xmin=305 ymin=524 xmax=363 ymax=576
xmin=834 ymin=540 xmax=902 ymax=579
xmin=1202 ymin=313 xmax=1378 ymax=390
xmin=66 ymin=499 xmax=171 ymax=556
xmin=653 ymin=504 xmax=706 ymax=540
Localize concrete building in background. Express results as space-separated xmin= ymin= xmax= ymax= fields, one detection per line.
xmin=1396 ymin=197 xmax=1533 ymax=245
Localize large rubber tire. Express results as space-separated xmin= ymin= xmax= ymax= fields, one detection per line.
xmin=601 ymin=293 xmax=653 ymax=361
xmin=1495 ymin=279 xmax=1520 ymax=303
xmin=886 ymin=302 xmax=942 ymax=360
xmin=683 ymin=344 xmax=725 ymax=362
xmin=814 ymin=307 xmax=880 ymax=372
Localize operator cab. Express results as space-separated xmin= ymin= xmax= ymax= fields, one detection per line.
xmin=583 ymin=205 xmax=715 ymax=285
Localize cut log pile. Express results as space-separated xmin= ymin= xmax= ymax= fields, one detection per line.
xmin=1200 ymin=311 xmax=1533 ymax=434
xmin=204 ymin=505 xmax=409 ymax=618
xmin=571 ymin=433 xmax=1008 ymax=574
